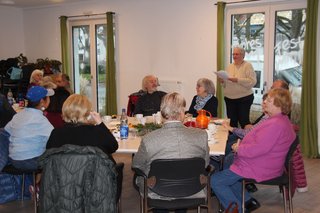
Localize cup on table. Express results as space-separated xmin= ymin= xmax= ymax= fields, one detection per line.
xmin=140 ymin=117 xmax=146 ymax=125
xmin=154 ymin=111 xmax=162 ymax=124
xmin=207 ymin=123 xmax=217 ymax=134
xmin=205 ymin=129 xmax=212 ymax=140
xmin=130 ymin=128 xmax=138 ymax=139
xmin=103 ymin=115 xmax=112 ymax=123
xmin=135 ymin=114 xmax=143 ymax=123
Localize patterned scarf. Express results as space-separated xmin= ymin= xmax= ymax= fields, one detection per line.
xmin=194 ymin=94 xmax=213 ymax=111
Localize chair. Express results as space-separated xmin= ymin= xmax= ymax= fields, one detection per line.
xmin=126 ymin=91 xmax=145 ymax=116
xmin=133 ymin=157 xmax=214 ymax=213
xmin=2 ymin=165 xmax=39 ymax=213
xmin=241 ymin=136 xmax=300 ymax=213
xmin=116 ymin=162 xmax=125 ymax=213
xmin=39 ymin=145 xmax=118 ymax=213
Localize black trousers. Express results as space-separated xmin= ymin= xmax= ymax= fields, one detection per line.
xmin=224 ymin=94 xmax=254 ymax=128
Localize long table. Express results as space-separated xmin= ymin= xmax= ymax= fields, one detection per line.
xmin=107 ymin=117 xmax=229 ymax=156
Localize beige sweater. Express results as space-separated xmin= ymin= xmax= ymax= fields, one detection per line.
xmin=223 ymin=61 xmax=257 ymax=99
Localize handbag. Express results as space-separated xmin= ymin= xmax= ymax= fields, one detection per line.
xmin=225 ymin=202 xmax=239 ymax=213
xmin=7 ymin=67 xmax=23 ymax=80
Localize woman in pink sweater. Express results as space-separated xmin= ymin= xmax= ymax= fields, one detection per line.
xmin=211 ymin=88 xmax=296 ymax=213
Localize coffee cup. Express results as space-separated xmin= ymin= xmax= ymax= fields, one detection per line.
xmin=103 ymin=115 xmax=112 ymax=123
xmin=208 ymin=123 xmax=217 ymax=134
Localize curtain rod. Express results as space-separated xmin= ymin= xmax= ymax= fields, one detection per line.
xmin=59 ymin=12 xmax=114 ymax=19
xmin=214 ymin=0 xmax=261 ymax=5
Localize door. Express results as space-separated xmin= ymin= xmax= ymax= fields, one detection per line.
xmin=226 ymin=1 xmax=306 ymax=124
xmin=70 ymin=19 xmax=107 ymax=113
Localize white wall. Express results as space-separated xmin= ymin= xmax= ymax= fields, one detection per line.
xmin=19 ymin=0 xmax=217 ymax=112
xmin=0 ymin=6 xmax=24 ymax=59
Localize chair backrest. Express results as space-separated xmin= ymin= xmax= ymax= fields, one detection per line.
xmin=147 ymin=157 xmax=207 ymax=198
xmin=39 ymin=145 xmax=117 ymax=213
xmin=284 ymin=135 xmax=300 ymax=170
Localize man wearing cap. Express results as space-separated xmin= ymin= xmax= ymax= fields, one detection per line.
xmin=4 ymin=86 xmax=54 ymax=170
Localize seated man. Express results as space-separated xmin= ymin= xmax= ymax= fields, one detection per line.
xmin=132 ymin=92 xmax=209 ymax=213
xmin=133 ymin=75 xmax=166 ymax=116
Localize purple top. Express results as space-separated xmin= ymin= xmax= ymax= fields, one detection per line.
xmin=230 ymin=113 xmax=295 ymax=182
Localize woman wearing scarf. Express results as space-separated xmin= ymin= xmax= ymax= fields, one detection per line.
xmin=187 ymin=78 xmax=218 ymax=117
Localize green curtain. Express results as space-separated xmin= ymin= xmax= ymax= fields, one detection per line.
xmin=216 ymin=2 xmax=226 ymax=118
xmin=105 ymin=12 xmax=117 ymax=115
xmin=300 ymin=0 xmax=319 ymax=158
xmin=60 ymin=16 xmax=71 ymax=78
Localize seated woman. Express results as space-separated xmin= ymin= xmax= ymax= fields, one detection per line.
xmin=28 ymin=69 xmax=44 ymax=89
xmin=187 ymin=78 xmax=218 ymax=117
xmin=46 ymin=94 xmax=118 ymax=162
xmin=4 ymin=86 xmax=54 ymax=170
xmin=45 ymin=87 xmax=70 ymax=128
xmin=210 ymin=88 xmax=296 ymax=213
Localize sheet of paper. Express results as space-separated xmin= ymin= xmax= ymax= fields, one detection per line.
xmin=214 ymin=70 xmax=229 ymax=80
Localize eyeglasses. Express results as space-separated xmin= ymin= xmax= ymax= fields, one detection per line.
xmin=232 ymin=53 xmax=242 ymax=56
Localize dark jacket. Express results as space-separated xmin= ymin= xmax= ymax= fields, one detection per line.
xmin=38 ymin=145 xmax=117 ymax=213
xmin=133 ymin=91 xmax=166 ymax=116
xmin=0 ymin=94 xmax=16 ymax=128
xmin=46 ymin=122 xmax=118 ymax=163
xmin=187 ymin=95 xmax=218 ymax=117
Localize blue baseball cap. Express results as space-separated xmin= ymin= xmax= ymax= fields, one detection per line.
xmin=26 ymin=86 xmax=55 ymax=102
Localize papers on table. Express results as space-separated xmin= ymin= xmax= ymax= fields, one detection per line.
xmin=214 ymin=70 xmax=229 ymax=81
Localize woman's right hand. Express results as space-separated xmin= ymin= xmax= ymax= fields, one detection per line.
xmin=90 ymin=111 xmax=102 ymax=125
xmin=222 ymin=121 xmax=233 ymax=132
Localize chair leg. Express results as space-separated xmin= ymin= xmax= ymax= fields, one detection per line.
xmin=21 ymin=174 xmax=25 ymax=201
xmin=288 ymin=186 xmax=293 ymax=213
xmin=282 ymin=185 xmax=288 ymax=213
xmin=117 ymin=198 xmax=122 ymax=213
xmin=33 ymin=172 xmax=38 ymax=213
xmin=242 ymin=180 xmax=246 ymax=213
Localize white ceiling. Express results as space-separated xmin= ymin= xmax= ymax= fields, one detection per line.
xmin=0 ymin=0 xmax=89 ymax=8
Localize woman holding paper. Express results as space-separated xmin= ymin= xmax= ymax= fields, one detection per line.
xmin=218 ymin=46 xmax=256 ymax=128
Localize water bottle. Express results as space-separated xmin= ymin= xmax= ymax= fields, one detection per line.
xmin=7 ymin=89 xmax=15 ymax=106
xmin=120 ymin=108 xmax=129 ymax=140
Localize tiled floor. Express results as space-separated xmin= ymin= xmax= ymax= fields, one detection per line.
xmin=0 ymin=153 xmax=319 ymax=213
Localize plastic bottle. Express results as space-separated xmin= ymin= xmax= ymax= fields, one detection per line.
xmin=7 ymin=89 xmax=15 ymax=106
xmin=120 ymin=108 xmax=129 ymax=140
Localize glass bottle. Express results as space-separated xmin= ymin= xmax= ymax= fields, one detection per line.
xmin=120 ymin=108 xmax=129 ymax=140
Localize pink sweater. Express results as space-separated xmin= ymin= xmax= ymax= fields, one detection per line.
xmin=231 ymin=113 xmax=296 ymax=182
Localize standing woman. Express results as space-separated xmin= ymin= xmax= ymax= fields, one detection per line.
xmin=219 ymin=47 xmax=256 ymax=128
xmin=187 ymin=78 xmax=218 ymax=117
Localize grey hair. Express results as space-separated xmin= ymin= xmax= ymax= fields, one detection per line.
xmin=30 ymin=69 xmax=44 ymax=83
xmin=141 ymin=75 xmax=158 ymax=92
xmin=233 ymin=46 xmax=246 ymax=58
xmin=197 ymin=78 xmax=216 ymax=95
xmin=161 ymin=92 xmax=186 ymax=120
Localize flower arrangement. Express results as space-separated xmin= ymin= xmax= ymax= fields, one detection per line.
xmin=133 ymin=123 xmax=162 ymax=136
